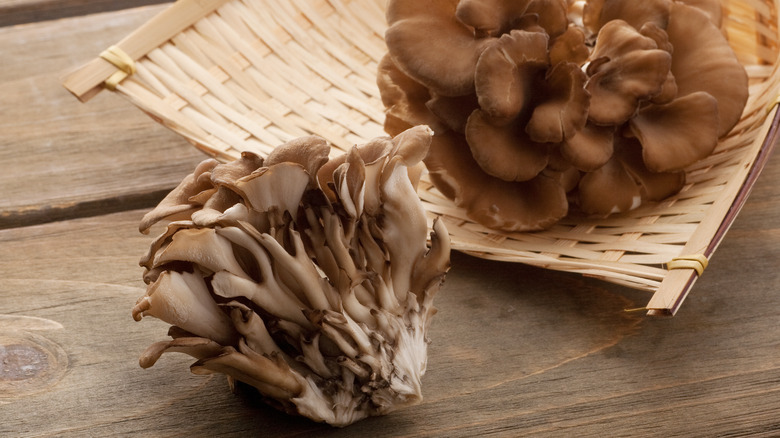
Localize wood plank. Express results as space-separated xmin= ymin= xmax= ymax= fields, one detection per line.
xmin=0 ymin=0 xmax=173 ymax=27
xmin=0 ymin=5 xmax=205 ymax=228
xmin=1 ymin=1 xmax=778 ymax=434
xmin=0 ymin=165 xmax=777 ymax=435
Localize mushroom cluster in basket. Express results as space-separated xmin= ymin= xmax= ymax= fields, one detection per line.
xmin=133 ymin=127 xmax=450 ymax=426
xmin=379 ymin=0 xmax=749 ymax=232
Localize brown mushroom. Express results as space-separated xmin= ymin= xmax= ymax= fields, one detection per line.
xmin=138 ymin=158 xmax=218 ymax=233
xmin=385 ymin=0 xmax=492 ymax=96
xmin=676 ymin=0 xmax=722 ymax=27
xmin=638 ymin=22 xmax=677 ymax=105
xmin=426 ymin=92 xmax=480 ymax=133
xmin=586 ymin=20 xmax=672 ymax=125
xmin=628 ymin=91 xmax=720 ymax=172
xmin=524 ymin=0 xmax=570 ymax=38
xmin=666 ymin=2 xmax=748 ymax=137
xmin=560 ymin=122 xmax=615 ymax=171
xmin=583 ymin=0 xmax=671 ymax=35
xmin=576 ymin=153 xmax=642 ymax=215
xmin=567 ymin=0 xmax=586 ymax=26
xmin=549 ymin=25 xmax=590 ymax=66
xmin=134 ymin=128 xmax=450 ymax=426
xmin=425 ymin=130 xmax=567 ymax=231
xmin=617 ymin=138 xmax=685 ymax=202
xmin=378 ymin=0 xmax=748 ymax=231
xmin=263 ymin=135 xmax=330 ymax=180
xmin=377 ymin=54 xmax=442 ymax=136
xmin=474 ymin=29 xmax=550 ymax=125
xmin=132 ymin=270 xmax=239 ymax=346
xmin=455 ymin=0 xmax=534 ymax=38
xmin=526 ymin=61 xmax=589 ymax=144
xmin=465 ymin=109 xmax=550 ymax=182
xmin=576 ymin=136 xmax=684 ymax=214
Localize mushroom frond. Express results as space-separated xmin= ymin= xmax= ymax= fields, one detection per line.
xmin=134 ymin=128 xmax=450 ymax=427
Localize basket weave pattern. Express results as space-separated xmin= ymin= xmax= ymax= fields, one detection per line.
xmin=65 ymin=0 xmax=780 ymax=314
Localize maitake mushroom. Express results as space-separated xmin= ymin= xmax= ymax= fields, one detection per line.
xmin=132 ymin=126 xmax=451 ymax=427
xmin=379 ymin=0 xmax=748 ymax=231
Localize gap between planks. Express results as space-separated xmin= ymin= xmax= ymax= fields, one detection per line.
xmin=0 ymin=0 xmax=174 ymax=27
xmin=0 ymin=189 xmax=172 ymax=231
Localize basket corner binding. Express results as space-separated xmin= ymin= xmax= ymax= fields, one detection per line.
xmin=63 ymin=0 xmax=780 ymax=315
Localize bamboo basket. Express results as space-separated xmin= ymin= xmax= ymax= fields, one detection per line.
xmin=64 ymin=0 xmax=780 ymax=315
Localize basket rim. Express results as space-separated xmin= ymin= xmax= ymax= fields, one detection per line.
xmin=62 ymin=0 xmax=780 ymax=316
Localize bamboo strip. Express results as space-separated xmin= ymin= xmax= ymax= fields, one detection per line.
xmin=62 ymin=0 xmax=780 ymax=315
xmin=647 ymin=105 xmax=780 ymax=314
xmin=63 ymin=0 xmax=232 ymax=101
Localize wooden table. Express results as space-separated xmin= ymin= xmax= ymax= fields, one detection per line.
xmin=1 ymin=3 xmax=779 ymax=436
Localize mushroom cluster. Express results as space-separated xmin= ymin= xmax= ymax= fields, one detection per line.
xmin=379 ymin=0 xmax=749 ymax=231
xmin=132 ymin=126 xmax=450 ymax=426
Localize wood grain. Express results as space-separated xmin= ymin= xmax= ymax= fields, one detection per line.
xmin=0 ymin=0 xmax=173 ymax=27
xmin=0 ymin=4 xmax=204 ymax=228
xmin=1 ymin=2 xmax=779 ymax=436
xmin=0 ymin=195 xmax=777 ymax=436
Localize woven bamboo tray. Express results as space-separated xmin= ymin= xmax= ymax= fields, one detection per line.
xmin=64 ymin=0 xmax=780 ymax=315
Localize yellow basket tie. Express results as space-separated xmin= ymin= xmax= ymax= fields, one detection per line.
xmin=667 ymin=254 xmax=709 ymax=276
xmin=766 ymin=94 xmax=780 ymax=115
xmin=99 ymin=45 xmax=136 ymax=90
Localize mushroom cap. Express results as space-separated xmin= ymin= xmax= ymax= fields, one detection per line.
xmin=385 ymin=0 xmax=491 ymax=96
xmin=316 ymin=136 xmax=393 ymax=205
xmin=455 ymin=0 xmax=533 ymax=37
xmin=132 ymin=270 xmax=239 ymax=346
xmin=583 ymin=0 xmax=671 ymax=35
xmin=331 ymin=148 xmax=369 ymax=219
xmin=638 ymin=23 xmax=677 ymax=105
xmin=526 ymin=61 xmax=590 ymax=143
xmin=465 ymin=109 xmax=550 ymax=182
xmin=139 ymin=158 xmax=219 ymax=233
xmin=586 ymin=20 xmax=672 ymax=125
xmin=264 ymin=136 xmax=331 ymax=181
xmin=425 ymin=130 xmax=567 ymax=231
xmin=377 ymin=54 xmax=443 ymax=136
xmin=676 ymin=0 xmax=722 ymax=27
xmin=376 ymin=128 xmax=434 ymax=301
xmin=629 ymin=91 xmax=720 ymax=172
xmin=576 ymin=153 xmax=642 ymax=215
xmin=576 ymin=138 xmax=684 ymax=216
xmin=233 ymin=162 xmax=312 ymax=218
xmin=638 ymin=21 xmax=673 ymax=52
xmin=549 ymin=26 xmax=590 ymax=66
xmin=210 ymin=152 xmax=264 ymax=187
xmin=318 ymin=125 xmax=433 ymax=218
xmin=560 ymin=122 xmax=615 ymax=171
xmin=426 ymin=92 xmax=480 ymax=133
xmin=616 ymin=138 xmax=685 ymax=202
xmin=474 ymin=30 xmax=550 ymax=125
xmin=666 ymin=2 xmax=748 ymax=137
xmin=138 ymin=336 xmax=223 ymax=369
xmin=555 ymin=165 xmax=583 ymax=193
xmin=524 ymin=0 xmax=570 ymax=38
xmin=567 ymin=0 xmax=586 ymax=27
xmin=388 ymin=123 xmax=434 ymax=167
